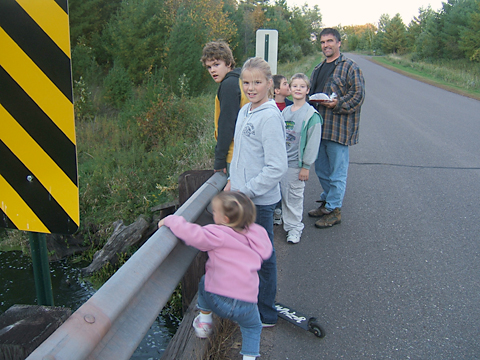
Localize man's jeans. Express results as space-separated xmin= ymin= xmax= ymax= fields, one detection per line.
xmin=197 ymin=276 xmax=262 ymax=356
xmin=255 ymin=203 xmax=278 ymax=325
xmin=314 ymin=140 xmax=349 ymax=211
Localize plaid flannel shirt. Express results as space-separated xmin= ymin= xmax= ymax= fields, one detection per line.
xmin=309 ymin=54 xmax=365 ymax=146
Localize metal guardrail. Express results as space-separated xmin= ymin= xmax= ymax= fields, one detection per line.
xmin=26 ymin=172 xmax=228 ymax=360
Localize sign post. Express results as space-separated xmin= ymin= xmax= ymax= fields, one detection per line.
xmin=255 ymin=29 xmax=279 ymax=75
xmin=29 ymin=232 xmax=55 ymax=305
xmin=1 ymin=0 xmax=77 ymax=306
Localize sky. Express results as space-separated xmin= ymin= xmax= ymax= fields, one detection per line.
xmin=285 ymin=0 xmax=445 ymax=27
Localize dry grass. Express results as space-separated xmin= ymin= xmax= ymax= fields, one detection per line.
xmin=203 ymin=319 xmax=242 ymax=360
xmin=0 ymin=230 xmax=29 ymax=252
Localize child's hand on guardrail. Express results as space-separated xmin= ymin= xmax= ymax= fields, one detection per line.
xmin=158 ymin=219 xmax=165 ymax=228
xmin=224 ymin=180 xmax=231 ymax=191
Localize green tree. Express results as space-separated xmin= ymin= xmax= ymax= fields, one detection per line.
xmin=101 ymin=0 xmax=175 ymax=84
xmin=459 ymin=1 xmax=480 ymax=61
xmin=69 ymin=0 xmax=123 ymax=76
xmin=439 ymin=0 xmax=478 ymax=59
xmin=374 ymin=13 xmax=390 ymax=53
xmin=414 ymin=11 xmax=443 ymax=59
xmin=407 ymin=6 xmax=435 ymax=52
xmin=69 ymin=0 xmax=122 ymax=46
xmin=166 ymin=0 xmax=237 ymax=95
xmin=382 ymin=14 xmax=407 ymax=54
xmin=412 ymin=0 xmax=479 ymax=61
xmin=359 ymin=24 xmax=377 ymax=52
xmin=302 ymin=4 xmax=322 ymax=42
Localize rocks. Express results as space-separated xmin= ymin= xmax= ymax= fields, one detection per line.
xmin=0 ymin=305 xmax=71 ymax=360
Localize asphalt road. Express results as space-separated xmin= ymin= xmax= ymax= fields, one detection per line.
xmin=260 ymin=54 xmax=480 ymax=359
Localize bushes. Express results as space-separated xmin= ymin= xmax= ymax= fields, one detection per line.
xmin=103 ymin=63 xmax=133 ymax=109
xmin=76 ymin=80 xmax=215 ymax=241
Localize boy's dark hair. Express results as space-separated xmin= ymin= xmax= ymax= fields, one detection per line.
xmin=319 ymin=28 xmax=342 ymax=42
xmin=201 ymin=40 xmax=235 ymax=68
xmin=273 ymin=74 xmax=287 ymax=90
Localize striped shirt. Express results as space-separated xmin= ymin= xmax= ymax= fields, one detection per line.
xmin=309 ymin=54 xmax=365 ymax=146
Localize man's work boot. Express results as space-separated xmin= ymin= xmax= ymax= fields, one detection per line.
xmin=315 ymin=208 xmax=341 ymax=228
xmin=308 ymin=200 xmax=328 ymax=217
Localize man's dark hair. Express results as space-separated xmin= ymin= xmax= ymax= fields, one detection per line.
xmin=319 ymin=28 xmax=342 ymax=42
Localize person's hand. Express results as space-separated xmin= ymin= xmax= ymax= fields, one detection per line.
xmin=224 ymin=180 xmax=231 ymax=191
xmin=323 ymin=98 xmax=338 ymax=109
xmin=158 ymin=218 xmax=165 ymax=228
xmin=299 ymin=168 xmax=309 ymax=181
xmin=214 ymin=168 xmax=227 ymax=174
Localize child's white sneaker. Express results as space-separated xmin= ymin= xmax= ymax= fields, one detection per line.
xmin=273 ymin=208 xmax=282 ymax=225
xmin=193 ymin=314 xmax=213 ymax=338
xmin=287 ymin=232 xmax=300 ymax=244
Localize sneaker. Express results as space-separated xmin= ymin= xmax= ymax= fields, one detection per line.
xmin=315 ymin=208 xmax=341 ymax=228
xmin=262 ymin=322 xmax=276 ymax=328
xmin=192 ymin=314 xmax=213 ymax=338
xmin=273 ymin=208 xmax=282 ymax=225
xmin=308 ymin=201 xmax=328 ymax=217
xmin=286 ymin=232 xmax=300 ymax=244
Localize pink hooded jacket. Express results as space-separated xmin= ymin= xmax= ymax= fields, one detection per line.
xmin=163 ymin=215 xmax=272 ymax=303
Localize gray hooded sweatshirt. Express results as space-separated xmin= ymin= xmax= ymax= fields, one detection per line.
xmin=230 ymin=100 xmax=288 ymax=206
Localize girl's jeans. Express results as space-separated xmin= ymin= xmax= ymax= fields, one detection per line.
xmin=197 ymin=276 xmax=262 ymax=357
xmin=255 ymin=203 xmax=278 ymax=325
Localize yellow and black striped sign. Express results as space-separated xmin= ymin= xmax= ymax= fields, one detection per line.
xmin=0 ymin=0 xmax=79 ymax=234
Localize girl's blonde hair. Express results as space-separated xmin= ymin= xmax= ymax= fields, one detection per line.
xmin=241 ymin=57 xmax=274 ymax=98
xmin=213 ymin=191 xmax=256 ymax=231
xmin=290 ymin=73 xmax=310 ymax=88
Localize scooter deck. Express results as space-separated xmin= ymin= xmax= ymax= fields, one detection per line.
xmin=275 ymin=302 xmax=325 ymax=338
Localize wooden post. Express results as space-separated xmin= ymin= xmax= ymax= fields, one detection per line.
xmin=178 ymin=170 xmax=214 ymax=313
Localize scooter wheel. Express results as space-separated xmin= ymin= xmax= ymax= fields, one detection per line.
xmin=309 ymin=322 xmax=325 ymax=338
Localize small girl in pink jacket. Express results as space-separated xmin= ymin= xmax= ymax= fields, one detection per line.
xmin=158 ymin=191 xmax=272 ymax=360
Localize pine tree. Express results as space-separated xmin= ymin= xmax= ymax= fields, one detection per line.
xmin=382 ymin=14 xmax=407 ymax=54
xmin=459 ymin=1 xmax=480 ymax=61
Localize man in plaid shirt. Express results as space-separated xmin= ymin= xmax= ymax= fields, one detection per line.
xmin=308 ymin=28 xmax=365 ymax=228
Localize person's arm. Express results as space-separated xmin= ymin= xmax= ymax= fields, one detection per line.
xmin=330 ymin=63 xmax=365 ymax=114
xmin=215 ymin=77 xmax=241 ymax=170
xmin=301 ymin=113 xmax=322 ymax=170
xmin=239 ymin=116 xmax=287 ymax=198
xmin=224 ymin=179 xmax=231 ymax=191
xmin=158 ymin=215 xmax=223 ymax=251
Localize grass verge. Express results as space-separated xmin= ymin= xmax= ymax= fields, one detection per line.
xmin=277 ymin=51 xmax=324 ymax=79
xmin=370 ymin=55 xmax=480 ymax=101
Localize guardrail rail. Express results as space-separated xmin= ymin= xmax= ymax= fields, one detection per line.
xmin=26 ymin=172 xmax=227 ymax=360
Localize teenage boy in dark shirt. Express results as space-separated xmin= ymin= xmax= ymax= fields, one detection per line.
xmin=201 ymin=41 xmax=249 ymax=175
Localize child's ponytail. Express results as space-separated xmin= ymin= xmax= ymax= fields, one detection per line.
xmin=213 ymin=192 xmax=256 ymax=231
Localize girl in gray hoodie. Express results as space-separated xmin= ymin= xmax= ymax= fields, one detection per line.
xmin=225 ymin=57 xmax=288 ymax=326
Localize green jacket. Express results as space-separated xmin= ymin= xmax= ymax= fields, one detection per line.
xmin=298 ymin=106 xmax=323 ymax=169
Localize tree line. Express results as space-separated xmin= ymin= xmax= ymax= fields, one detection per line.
xmin=341 ymin=0 xmax=480 ymax=62
xmin=70 ymin=0 xmax=479 ymax=104
xmin=70 ymin=0 xmax=321 ymax=97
